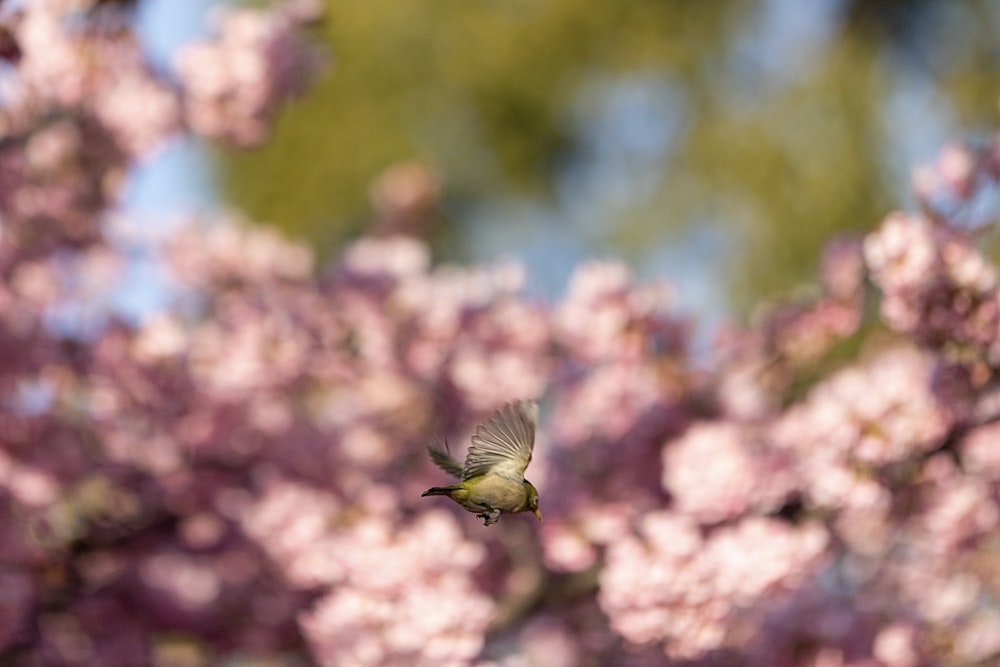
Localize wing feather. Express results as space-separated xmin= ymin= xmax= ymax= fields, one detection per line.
xmin=463 ymin=400 xmax=537 ymax=481
xmin=427 ymin=439 xmax=465 ymax=478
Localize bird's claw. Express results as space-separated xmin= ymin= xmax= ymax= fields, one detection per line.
xmin=477 ymin=509 xmax=501 ymax=526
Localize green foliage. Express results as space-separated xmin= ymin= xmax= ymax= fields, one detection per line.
xmin=221 ymin=0 xmax=1000 ymax=312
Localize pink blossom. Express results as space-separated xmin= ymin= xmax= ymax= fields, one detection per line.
xmin=12 ymin=5 xmax=90 ymax=107
xmin=772 ymin=346 xmax=950 ymax=476
xmin=554 ymin=261 xmax=680 ymax=364
xmin=600 ymin=512 xmax=828 ymax=660
xmin=9 ymin=2 xmax=180 ymax=156
xmin=91 ymin=72 xmax=180 ymax=156
xmin=552 ymin=360 xmax=671 ymax=447
xmin=872 ymin=623 xmax=923 ymax=667
xmin=918 ymin=455 xmax=999 ymax=555
xmin=297 ymin=511 xmax=494 ymax=667
xmin=168 ymin=217 xmax=315 ymax=287
xmin=540 ymin=502 xmax=631 ymax=573
xmin=139 ymin=551 xmax=223 ymax=612
xmin=820 ymin=237 xmax=866 ymax=302
xmin=864 ymin=211 xmax=1000 ymax=369
xmin=663 ymin=421 xmax=794 ymax=523
xmin=863 ymin=212 xmax=940 ymax=331
xmin=239 ymin=480 xmax=344 ymax=588
xmin=959 ymin=421 xmax=1000 ymax=480
xmin=342 ymin=235 xmax=431 ymax=281
xmin=175 ymin=5 xmax=322 ymax=146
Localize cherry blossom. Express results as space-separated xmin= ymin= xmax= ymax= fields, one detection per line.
xmin=2 ymin=1 xmax=1000 ymax=665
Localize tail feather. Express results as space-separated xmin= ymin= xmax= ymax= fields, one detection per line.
xmin=421 ymin=485 xmax=458 ymax=497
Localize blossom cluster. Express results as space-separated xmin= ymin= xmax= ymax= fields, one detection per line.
xmin=2 ymin=2 xmax=1000 ymax=666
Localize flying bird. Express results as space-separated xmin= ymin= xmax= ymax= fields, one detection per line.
xmin=421 ymin=400 xmax=542 ymax=526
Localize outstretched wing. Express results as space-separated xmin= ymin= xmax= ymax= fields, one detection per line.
xmin=427 ymin=439 xmax=464 ymax=478
xmin=463 ymin=400 xmax=537 ymax=481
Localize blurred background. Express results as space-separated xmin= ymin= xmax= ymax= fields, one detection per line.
xmin=5 ymin=3 xmax=1000 ymax=663
xmin=131 ymin=0 xmax=1000 ymax=334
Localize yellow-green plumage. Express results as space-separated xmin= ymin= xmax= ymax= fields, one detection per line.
xmin=421 ymin=401 xmax=542 ymax=526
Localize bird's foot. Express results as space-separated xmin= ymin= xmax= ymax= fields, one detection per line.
xmin=477 ymin=509 xmax=501 ymax=526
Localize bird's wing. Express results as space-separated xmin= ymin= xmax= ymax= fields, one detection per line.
xmin=427 ymin=439 xmax=464 ymax=478
xmin=462 ymin=400 xmax=537 ymax=481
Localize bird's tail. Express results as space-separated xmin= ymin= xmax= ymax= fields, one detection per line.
xmin=421 ymin=485 xmax=458 ymax=497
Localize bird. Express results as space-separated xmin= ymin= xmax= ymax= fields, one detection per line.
xmin=421 ymin=400 xmax=542 ymax=526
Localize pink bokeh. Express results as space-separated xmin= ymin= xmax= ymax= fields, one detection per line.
xmin=2 ymin=1 xmax=1000 ymax=665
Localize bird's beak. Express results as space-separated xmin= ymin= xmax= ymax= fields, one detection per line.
xmin=533 ymin=508 xmax=543 ymax=522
